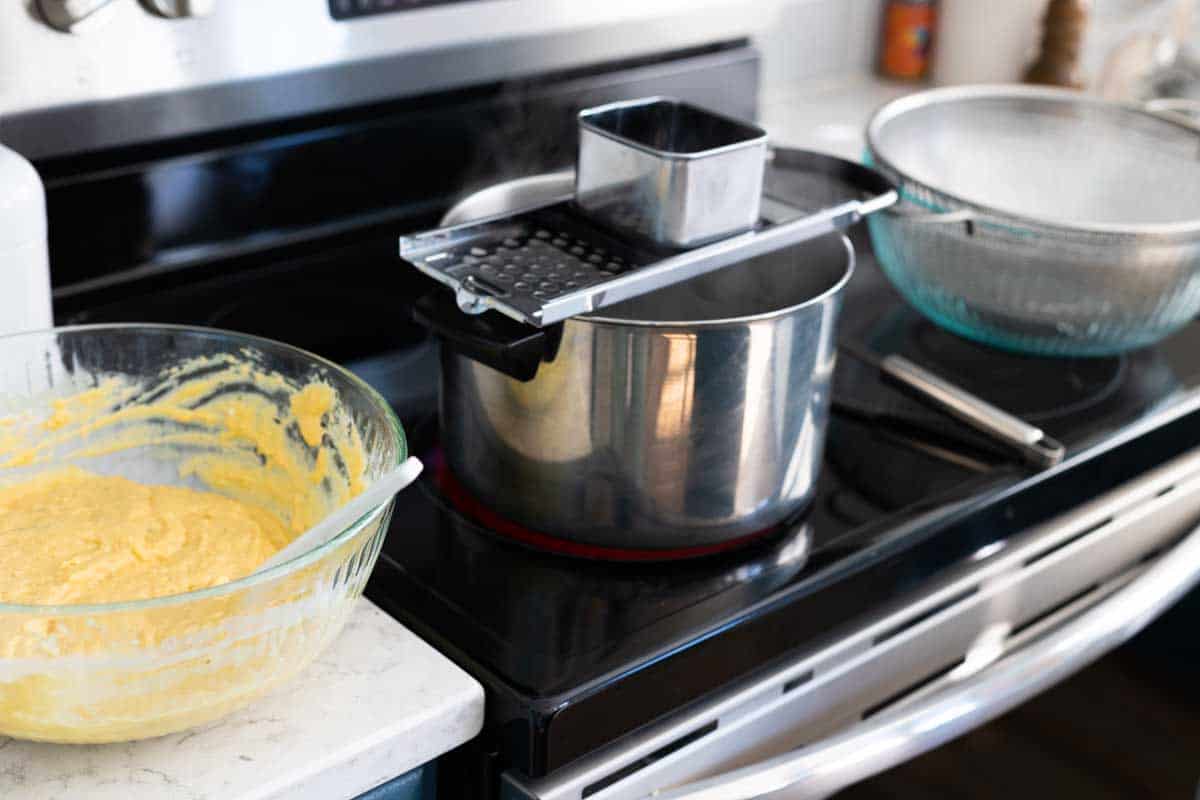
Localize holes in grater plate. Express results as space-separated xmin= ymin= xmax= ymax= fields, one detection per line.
xmin=409 ymin=203 xmax=671 ymax=326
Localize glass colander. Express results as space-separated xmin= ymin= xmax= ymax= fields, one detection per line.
xmin=866 ymin=85 xmax=1200 ymax=356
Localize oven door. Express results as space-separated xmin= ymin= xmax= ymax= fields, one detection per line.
xmin=502 ymin=445 xmax=1200 ymax=800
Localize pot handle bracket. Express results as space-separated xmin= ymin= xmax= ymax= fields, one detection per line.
xmin=412 ymin=291 xmax=563 ymax=382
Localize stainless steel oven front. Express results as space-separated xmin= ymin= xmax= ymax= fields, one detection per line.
xmin=2 ymin=0 xmax=759 ymax=159
xmin=502 ymin=418 xmax=1200 ymax=800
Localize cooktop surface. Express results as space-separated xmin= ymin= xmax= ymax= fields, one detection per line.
xmin=364 ymin=234 xmax=1200 ymax=778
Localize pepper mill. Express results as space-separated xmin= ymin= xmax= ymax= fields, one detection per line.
xmin=1024 ymin=0 xmax=1090 ymax=88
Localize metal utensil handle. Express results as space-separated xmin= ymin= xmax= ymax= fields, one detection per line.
xmin=879 ymin=354 xmax=1065 ymax=467
xmin=535 ymin=202 xmax=864 ymax=323
xmin=647 ymin=511 xmax=1200 ymax=800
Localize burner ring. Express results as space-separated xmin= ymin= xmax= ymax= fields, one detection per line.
xmin=905 ymin=319 xmax=1127 ymax=421
xmin=427 ymin=449 xmax=791 ymax=562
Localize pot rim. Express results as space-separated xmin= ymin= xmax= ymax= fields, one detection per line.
xmin=581 ymin=233 xmax=855 ymax=329
xmin=442 ymin=171 xmax=856 ymax=331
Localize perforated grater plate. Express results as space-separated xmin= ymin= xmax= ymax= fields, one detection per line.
xmin=400 ymin=149 xmax=898 ymax=327
xmin=402 ymin=201 xmax=673 ymax=325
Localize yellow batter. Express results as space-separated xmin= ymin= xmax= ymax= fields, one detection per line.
xmin=0 ymin=360 xmax=362 ymax=606
xmin=0 ymin=468 xmax=291 ymax=606
xmin=0 ymin=351 xmax=380 ymax=742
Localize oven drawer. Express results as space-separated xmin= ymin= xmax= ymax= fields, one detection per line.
xmin=503 ymin=446 xmax=1200 ymax=800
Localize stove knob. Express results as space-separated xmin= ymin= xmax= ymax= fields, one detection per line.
xmin=37 ymin=0 xmax=120 ymax=32
xmin=141 ymin=0 xmax=213 ymax=17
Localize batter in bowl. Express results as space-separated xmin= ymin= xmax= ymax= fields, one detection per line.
xmin=0 ymin=468 xmax=291 ymax=605
xmin=0 ymin=361 xmax=360 ymax=607
xmin=0 ymin=351 xmax=376 ymax=742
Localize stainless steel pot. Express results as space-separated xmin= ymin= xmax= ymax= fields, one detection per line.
xmin=432 ymin=173 xmax=854 ymax=550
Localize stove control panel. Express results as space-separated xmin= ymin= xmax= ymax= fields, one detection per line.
xmin=9 ymin=0 xmax=752 ymax=159
xmin=328 ymin=0 xmax=468 ymax=20
xmin=36 ymin=0 xmax=119 ymax=32
xmin=39 ymin=0 xmax=212 ymax=31
xmin=143 ymin=0 xmax=214 ymax=18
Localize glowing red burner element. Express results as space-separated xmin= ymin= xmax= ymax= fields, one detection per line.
xmin=428 ymin=450 xmax=778 ymax=562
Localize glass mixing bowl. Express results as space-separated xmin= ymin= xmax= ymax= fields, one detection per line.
xmin=0 ymin=325 xmax=405 ymax=743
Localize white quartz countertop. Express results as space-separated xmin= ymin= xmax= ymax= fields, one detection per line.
xmin=0 ymin=599 xmax=484 ymax=800
xmin=760 ymin=74 xmax=919 ymax=161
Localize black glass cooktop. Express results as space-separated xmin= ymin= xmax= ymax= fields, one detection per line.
xmin=364 ymin=235 xmax=1200 ymax=779
xmin=67 ymin=215 xmax=1200 ymax=781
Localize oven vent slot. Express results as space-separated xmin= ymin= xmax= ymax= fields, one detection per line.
xmin=781 ymin=670 xmax=814 ymax=695
xmin=1139 ymin=546 xmax=1165 ymax=565
xmin=1022 ymin=517 xmax=1112 ymax=568
xmin=859 ymin=657 xmax=966 ymax=721
xmin=872 ymin=587 xmax=977 ymax=646
xmin=1136 ymin=528 xmax=1188 ymax=567
xmin=581 ymin=720 xmax=719 ymax=798
xmin=1010 ymin=583 xmax=1100 ymax=638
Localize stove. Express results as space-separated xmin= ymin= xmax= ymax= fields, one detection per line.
xmin=363 ymin=230 xmax=1200 ymax=792
xmin=17 ymin=5 xmax=1200 ymax=795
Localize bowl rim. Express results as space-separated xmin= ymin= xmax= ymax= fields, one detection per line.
xmin=865 ymin=83 xmax=1200 ymax=240
xmin=0 ymin=322 xmax=407 ymax=615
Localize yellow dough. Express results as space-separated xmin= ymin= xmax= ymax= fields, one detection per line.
xmin=0 ymin=468 xmax=291 ymax=606
xmin=0 ymin=353 xmax=377 ymax=742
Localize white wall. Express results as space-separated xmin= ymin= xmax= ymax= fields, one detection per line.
xmin=746 ymin=0 xmax=1200 ymax=95
xmin=746 ymin=0 xmax=883 ymax=88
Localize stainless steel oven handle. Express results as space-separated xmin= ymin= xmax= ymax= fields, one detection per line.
xmin=646 ymin=515 xmax=1200 ymax=800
